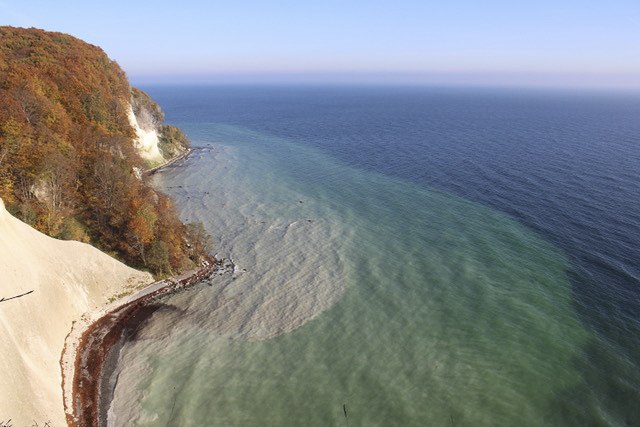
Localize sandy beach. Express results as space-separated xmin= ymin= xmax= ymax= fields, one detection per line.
xmin=57 ymin=149 xmax=208 ymax=426
xmin=0 ymin=72 xmax=202 ymax=423
xmin=62 ymin=256 xmax=228 ymax=426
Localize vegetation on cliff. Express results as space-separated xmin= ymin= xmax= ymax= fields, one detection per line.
xmin=131 ymin=87 xmax=190 ymax=160
xmin=0 ymin=26 xmax=209 ymax=276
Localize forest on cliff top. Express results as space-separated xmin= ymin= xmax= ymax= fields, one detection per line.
xmin=0 ymin=26 xmax=209 ymax=276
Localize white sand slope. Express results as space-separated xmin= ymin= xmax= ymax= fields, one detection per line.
xmin=0 ymin=198 xmax=152 ymax=426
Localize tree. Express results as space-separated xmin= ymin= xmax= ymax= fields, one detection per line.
xmin=186 ymin=221 xmax=213 ymax=261
xmin=38 ymin=148 xmax=77 ymax=233
xmin=127 ymin=202 xmax=157 ymax=265
xmin=0 ymin=27 xmax=209 ymax=278
xmin=146 ymin=240 xmax=171 ymax=275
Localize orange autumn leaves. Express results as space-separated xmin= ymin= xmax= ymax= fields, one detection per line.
xmin=0 ymin=26 xmax=208 ymax=276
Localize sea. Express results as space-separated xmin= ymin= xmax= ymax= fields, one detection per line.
xmin=107 ymin=85 xmax=640 ymax=426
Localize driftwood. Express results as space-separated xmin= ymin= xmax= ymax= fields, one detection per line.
xmin=0 ymin=290 xmax=34 ymax=303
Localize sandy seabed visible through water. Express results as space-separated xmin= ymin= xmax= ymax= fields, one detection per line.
xmin=105 ymin=128 xmax=588 ymax=427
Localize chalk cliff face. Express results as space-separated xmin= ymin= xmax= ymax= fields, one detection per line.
xmin=127 ymin=103 xmax=164 ymax=165
xmin=0 ymin=197 xmax=153 ymax=425
xmin=129 ymin=87 xmax=190 ymax=166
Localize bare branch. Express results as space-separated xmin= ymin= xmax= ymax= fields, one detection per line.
xmin=0 ymin=290 xmax=34 ymax=303
xmin=0 ymin=147 xmax=8 ymax=169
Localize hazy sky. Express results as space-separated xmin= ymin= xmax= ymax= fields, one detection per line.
xmin=2 ymin=0 xmax=639 ymax=88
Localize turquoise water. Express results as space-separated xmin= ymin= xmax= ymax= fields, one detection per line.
xmin=109 ymin=123 xmax=588 ymax=426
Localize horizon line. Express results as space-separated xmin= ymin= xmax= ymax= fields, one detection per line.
xmin=129 ymin=77 xmax=640 ymax=94
xmin=128 ymin=70 xmax=640 ymax=91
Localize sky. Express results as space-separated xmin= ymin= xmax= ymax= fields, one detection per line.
xmin=1 ymin=0 xmax=639 ymax=88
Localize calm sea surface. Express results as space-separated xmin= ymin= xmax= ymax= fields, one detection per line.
xmin=108 ymin=86 xmax=640 ymax=426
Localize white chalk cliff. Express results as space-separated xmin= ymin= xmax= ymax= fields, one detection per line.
xmin=127 ymin=104 xmax=165 ymax=165
xmin=0 ymin=198 xmax=152 ymax=426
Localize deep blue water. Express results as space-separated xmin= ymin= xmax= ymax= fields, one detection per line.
xmin=138 ymin=85 xmax=640 ymax=425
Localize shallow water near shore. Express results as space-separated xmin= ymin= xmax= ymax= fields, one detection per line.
xmin=109 ymin=87 xmax=640 ymax=426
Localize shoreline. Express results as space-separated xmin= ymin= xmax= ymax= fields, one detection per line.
xmin=62 ymin=256 xmax=230 ymax=426
xmin=144 ymin=147 xmax=192 ymax=176
xmin=61 ymin=147 xmax=213 ymax=426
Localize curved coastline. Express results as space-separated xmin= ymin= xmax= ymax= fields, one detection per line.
xmin=61 ymin=256 xmax=228 ymax=426
xmin=60 ymin=149 xmax=216 ymax=426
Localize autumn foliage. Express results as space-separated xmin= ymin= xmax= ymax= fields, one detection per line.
xmin=0 ymin=26 xmax=208 ymax=276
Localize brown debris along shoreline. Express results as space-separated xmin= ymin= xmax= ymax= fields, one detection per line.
xmin=65 ymin=257 xmax=224 ymax=427
xmin=144 ymin=148 xmax=193 ymax=176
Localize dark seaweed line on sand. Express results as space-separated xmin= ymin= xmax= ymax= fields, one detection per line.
xmin=67 ymin=257 xmax=224 ymax=427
